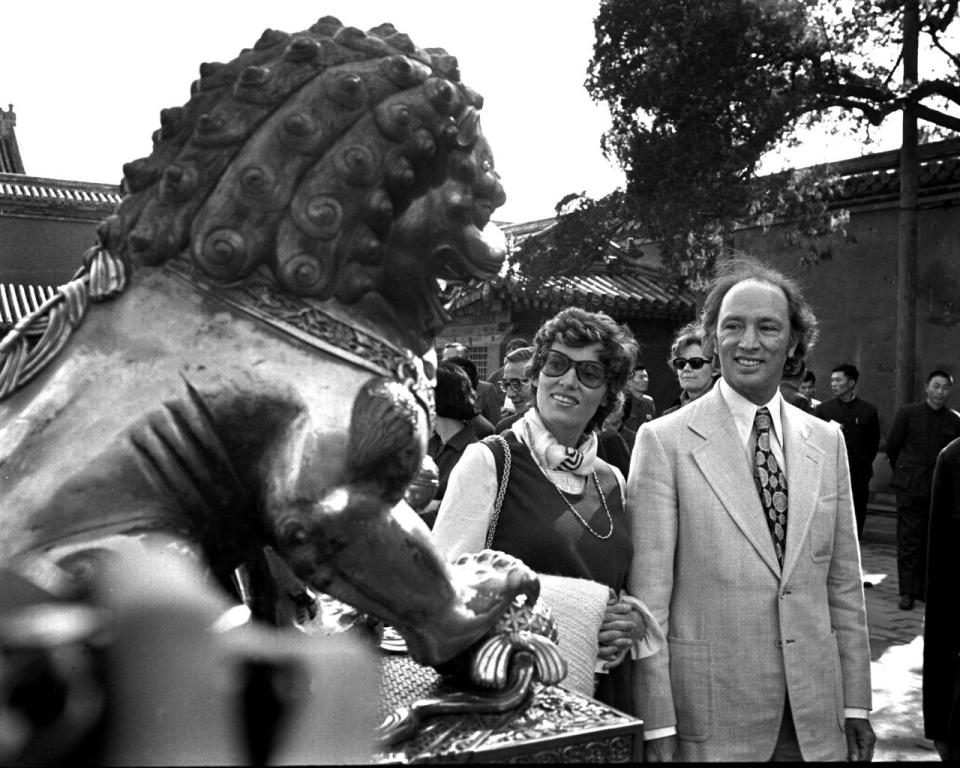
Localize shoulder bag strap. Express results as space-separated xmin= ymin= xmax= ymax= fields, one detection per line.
xmin=483 ymin=434 xmax=512 ymax=548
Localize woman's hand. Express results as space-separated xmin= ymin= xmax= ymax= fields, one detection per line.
xmin=597 ymin=589 xmax=646 ymax=670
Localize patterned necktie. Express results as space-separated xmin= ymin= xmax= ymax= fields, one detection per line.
xmin=754 ymin=407 xmax=788 ymax=568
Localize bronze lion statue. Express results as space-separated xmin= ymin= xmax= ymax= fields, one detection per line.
xmin=0 ymin=17 xmax=539 ymax=673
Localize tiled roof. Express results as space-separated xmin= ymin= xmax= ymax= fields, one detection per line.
xmin=0 ymin=283 xmax=57 ymax=331
xmin=456 ymin=263 xmax=695 ymax=321
xmin=0 ymin=173 xmax=122 ymax=211
xmin=828 ymin=150 xmax=960 ymax=207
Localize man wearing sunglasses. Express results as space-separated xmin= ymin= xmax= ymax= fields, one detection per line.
xmin=628 ymin=258 xmax=873 ymax=762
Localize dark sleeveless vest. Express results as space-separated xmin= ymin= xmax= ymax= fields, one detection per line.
xmin=483 ymin=431 xmax=632 ymax=592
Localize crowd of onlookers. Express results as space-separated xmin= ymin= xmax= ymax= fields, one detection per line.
xmin=420 ymin=255 xmax=959 ymax=762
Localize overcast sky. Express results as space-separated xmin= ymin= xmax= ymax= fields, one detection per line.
xmin=3 ymin=1 xmax=904 ymax=223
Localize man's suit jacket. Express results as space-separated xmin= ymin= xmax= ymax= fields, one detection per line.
xmin=627 ymin=385 xmax=871 ymax=762
xmin=923 ymin=436 xmax=960 ymax=746
xmin=475 ymin=380 xmax=502 ymax=428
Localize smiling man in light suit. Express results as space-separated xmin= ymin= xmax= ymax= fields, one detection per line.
xmin=627 ymin=258 xmax=875 ymax=762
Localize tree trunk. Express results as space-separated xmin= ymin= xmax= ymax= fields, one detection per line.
xmin=896 ymin=0 xmax=919 ymax=407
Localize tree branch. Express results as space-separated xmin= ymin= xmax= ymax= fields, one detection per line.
xmin=881 ymin=49 xmax=905 ymax=89
xmin=807 ymin=95 xmax=899 ymax=125
xmin=818 ymin=78 xmax=897 ymax=103
xmin=928 ymin=30 xmax=960 ymax=70
xmin=924 ymin=0 xmax=959 ymax=32
xmin=909 ymin=78 xmax=960 ymax=105
xmin=915 ymin=102 xmax=960 ymax=132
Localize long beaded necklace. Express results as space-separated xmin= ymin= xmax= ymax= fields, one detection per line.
xmin=534 ymin=463 xmax=615 ymax=540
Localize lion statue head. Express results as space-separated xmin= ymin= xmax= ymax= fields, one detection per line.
xmin=95 ymin=16 xmax=507 ymax=353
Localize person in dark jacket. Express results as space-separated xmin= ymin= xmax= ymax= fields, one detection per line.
xmin=622 ymin=364 xmax=657 ymax=430
xmin=423 ymin=362 xmax=483 ymax=527
xmin=923 ymin=436 xmax=960 ymax=760
xmin=813 ymin=364 xmax=881 ymax=539
xmin=779 ymin=369 xmax=813 ymax=413
xmin=441 ymin=353 xmax=497 ymax=436
xmin=886 ymin=370 xmax=960 ymax=610
xmin=597 ymin=393 xmax=636 ymax=477
xmin=799 ymin=369 xmax=821 ymax=407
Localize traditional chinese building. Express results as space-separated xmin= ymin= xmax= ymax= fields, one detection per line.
xmin=437 ymin=234 xmax=697 ymax=411
xmin=0 ymin=105 xmax=121 ymax=332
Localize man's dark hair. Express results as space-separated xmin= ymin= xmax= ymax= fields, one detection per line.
xmin=435 ymin=362 xmax=478 ymax=421
xmin=801 ymin=369 xmax=816 ymax=385
xmin=700 ymin=256 xmax=819 ymax=377
xmin=831 ymin=363 xmax=860 ymax=384
xmin=928 ymin=369 xmax=954 ymax=386
xmin=505 ymin=337 xmax=529 ymax=354
xmin=442 ymin=342 xmax=469 ymax=358
xmin=443 ymin=355 xmax=479 ymax=389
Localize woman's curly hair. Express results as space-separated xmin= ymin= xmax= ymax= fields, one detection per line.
xmin=528 ymin=307 xmax=638 ymax=432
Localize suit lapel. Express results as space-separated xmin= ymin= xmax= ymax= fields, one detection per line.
xmin=689 ymin=389 xmax=781 ymax=577
xmin=780 ymin=404 xmax=824 ymax=583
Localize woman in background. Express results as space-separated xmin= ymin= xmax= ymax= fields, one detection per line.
xmin=660 ymin=321 xmax=719 ymax=417
xmin=421 ymin=362 xmax=483 ymax=527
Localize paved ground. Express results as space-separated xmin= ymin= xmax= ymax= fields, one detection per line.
xmin=858 ymin=510 xmax=940 ymax=762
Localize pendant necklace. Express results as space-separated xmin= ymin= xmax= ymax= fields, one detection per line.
xmin=536 ymin=463 xmax=614 ymax=540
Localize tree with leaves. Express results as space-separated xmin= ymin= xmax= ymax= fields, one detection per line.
xmin=515 ymin=0 xmax=960 ymax=405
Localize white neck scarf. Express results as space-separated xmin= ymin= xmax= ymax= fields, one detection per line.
xmin=519 ymin=409 xmax=598 ymax=477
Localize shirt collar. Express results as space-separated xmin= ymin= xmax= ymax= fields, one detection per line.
xmin=435 ymin=416 xmax=467 ymax=445
xmin=718 ymin=378 xmax=785 ymax=449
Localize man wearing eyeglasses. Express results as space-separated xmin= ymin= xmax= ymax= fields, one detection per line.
xmin=627 ymin=258 xmax=874 ymax=762
xmin=494 ymin=346 xmax=535 ymax=432
xmin=487 ymin=337 xmax=531 ymax=410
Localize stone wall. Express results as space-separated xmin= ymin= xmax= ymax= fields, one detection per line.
xmin=734 ymin=198 xmax=960 ymax=441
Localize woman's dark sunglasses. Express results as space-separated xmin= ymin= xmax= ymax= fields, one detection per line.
xmin=541 ymin=350 xmax=608 ymax=389
xmin=671 ymin=356 xmax=711 ymax=372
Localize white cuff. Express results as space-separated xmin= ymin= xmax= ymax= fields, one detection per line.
xmin=643 ymin=726 xmax=677 ymax=740
xmin=844 ymin=708 xmax=870 ymax=720
xmin=618 ymin=591 xmax=666 ymax=659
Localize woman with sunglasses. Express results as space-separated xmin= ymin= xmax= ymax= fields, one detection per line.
xmin=661 ymin=321 xmax=719 ymax=417
xmin=432 ymin=307 xmax=662 ymax=713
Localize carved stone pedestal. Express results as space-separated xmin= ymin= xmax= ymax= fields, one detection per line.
xmin=375 ymin=655 xmax=642 ymax=764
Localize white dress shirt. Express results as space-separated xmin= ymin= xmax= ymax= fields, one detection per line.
xmin=717 ymin=378 xmax=787 ymax=471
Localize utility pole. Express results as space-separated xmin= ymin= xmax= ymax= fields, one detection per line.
xmin=896 ymin=0 xmax=920 ymax=407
